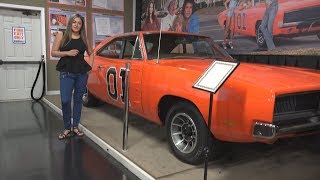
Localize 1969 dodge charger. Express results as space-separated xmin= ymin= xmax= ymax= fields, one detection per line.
xmin=83 ymin=31 xmax=320 ymax=164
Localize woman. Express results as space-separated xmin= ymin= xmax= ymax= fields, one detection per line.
xmin=182 ymin=0 xmax=199 ymax=33
xmin=51 ymin=14 xmax=94 ymax=140
xmin=142 ymin=0 xmax=160 ymax=31
xmin=222 ymin=0 xmax=238 ymax=49
xmin=171 ymin=14 xmax=184 ymax=32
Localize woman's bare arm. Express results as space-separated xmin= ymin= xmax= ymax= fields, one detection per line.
xmin=86 ymin=39 xmax=94 ymax=68
xmin=224 ymin=0 xmax=231 ymax=9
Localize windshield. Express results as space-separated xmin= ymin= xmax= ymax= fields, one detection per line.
xmin=143 ymin=33 xmax=234 ymax=61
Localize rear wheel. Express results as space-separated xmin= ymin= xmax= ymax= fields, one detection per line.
xmin=256 ymin=22 xmax=266 ymax=48
xmin=165 ymin=101 xmax=219 ymax=164
xmin=82 ymin=89 xmax=101 ymax=107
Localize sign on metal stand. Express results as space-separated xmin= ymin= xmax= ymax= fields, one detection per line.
xmin=193 ymin=60 xmax=239 ymax=180
xmin=123 ymin=62 xmax=131 ymax=151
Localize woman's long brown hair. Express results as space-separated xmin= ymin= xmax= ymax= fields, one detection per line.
xmin=145 ymin=0 xmax=157 ymax=23
xmin=60 ymin=14 xmax=91 ymax=54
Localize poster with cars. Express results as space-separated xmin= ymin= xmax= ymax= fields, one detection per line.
xmin=92 ymin=14 xmax=124 ymax=47
xmin=48 ymin=8 xmax=86 ymax=60
xmin=48 ymin=0 xmax=86 ymax=6
xmin=140 ymin=0 xmax=320 ymax=55
xmin=92 ymin=0 xmax=124 ymax=11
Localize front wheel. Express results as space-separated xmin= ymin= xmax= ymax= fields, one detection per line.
xmin=165 ymin=101 xmax=219 ymax=164
xmin=256 ymin=22 xmax=266 ymax=48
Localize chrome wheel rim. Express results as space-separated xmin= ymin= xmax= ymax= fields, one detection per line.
xmin=170 ymin=113 xmax=197 ymax=154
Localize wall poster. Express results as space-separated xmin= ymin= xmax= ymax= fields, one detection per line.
xmin=140 ymin=0 xmax=320 ymax=55
xmin=92 ymin=14 xmax=124 ymax=47
xmin=48 ymin=0 xmax=86 ymax=7
xmin=92 ymin=0 xmax=124 ymax=11
xmin=48 ymin=8 xmax=86 ymax=60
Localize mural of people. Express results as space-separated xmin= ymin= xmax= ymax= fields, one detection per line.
xmin=222 ymin=0 xmax=239 ymax=49
xmin=182 ymin=0 xmax=199 ymax=33
xmin=142 ymin=0 xmax=161 ymax=31
xmin=161 ymin=0 xmax=177 ymax=31
xmin=139 ymin=0 xmax=320 ymax=54
xmin=171 ymin=14 xmax=184 ymax=32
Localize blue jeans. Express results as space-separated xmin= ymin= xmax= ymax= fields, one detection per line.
xmin=60 ymin=72 xmax=88 ymax=130
xmin=261 ymin=4 xmax=278 ymax=50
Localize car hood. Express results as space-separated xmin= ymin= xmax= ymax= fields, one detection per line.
xmin=160 ymin=60 xmax=320 ymax=93
xmin=233 ymin=63 xmax=320 ymax=92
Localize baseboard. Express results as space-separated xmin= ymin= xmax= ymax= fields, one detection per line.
xmin=46 ymin=90 xmax=60 ymax=95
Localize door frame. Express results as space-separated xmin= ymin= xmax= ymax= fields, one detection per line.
xmin=0 ymin=3 xmax=47 ymax=95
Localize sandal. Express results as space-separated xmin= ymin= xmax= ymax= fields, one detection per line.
xmin=222 ymin=42 xmax=227 ymax=50
xmin=58 ymin=129 xmax=72 ymax=140
xmin=73 ymin=127 xmax=84 ymax=137
xmin=229 ymin=41 xmax=234 ymax=49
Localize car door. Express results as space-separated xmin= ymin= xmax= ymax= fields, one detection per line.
xmin=91 ymin=35 xmax=144 ymax=114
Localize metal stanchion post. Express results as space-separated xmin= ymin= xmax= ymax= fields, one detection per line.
xmin=123 ymin=62 xmax=131 ymax=151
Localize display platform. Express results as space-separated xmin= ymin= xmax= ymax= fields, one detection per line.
xmin=44 ymin=95 xmax=320 ymax=180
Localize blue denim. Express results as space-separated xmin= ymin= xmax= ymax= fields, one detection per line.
xmin=60 ymin=72 xmax=88 ymax=129
xmin=261 ymin=3 xmax=278 ymax=50
xmin=227 ymin=0 xmax=238 ymax=17
xmin=188 ymin=14 xmax=199 ymax=33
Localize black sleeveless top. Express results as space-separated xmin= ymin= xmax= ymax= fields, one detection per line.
xmin=56 ymin=38 xmax=92 ymax=73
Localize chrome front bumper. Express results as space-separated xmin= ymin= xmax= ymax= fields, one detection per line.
xmin=252 ymin=117 xmax=320 ymax=139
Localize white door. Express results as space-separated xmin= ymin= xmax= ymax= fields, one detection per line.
xmin=0 ymin=9 xmax=43 ymax=101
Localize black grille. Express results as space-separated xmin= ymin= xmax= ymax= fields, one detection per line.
xmin=274 ymin=91 xmax=320 ymax=115
xmin=283 ymin=6 xmax=320 ymax=24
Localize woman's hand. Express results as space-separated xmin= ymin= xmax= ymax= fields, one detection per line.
xmin=67 ymin=49 xmax=79 ymax=56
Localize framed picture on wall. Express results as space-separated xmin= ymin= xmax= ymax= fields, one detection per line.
xmin=92 ymin=13 xmax=124 ymax=47
xmin=48 ymin=8 xmax=86 ymax=60
xmin=48 ymin=0 xmax=86 ymax=7
xmin=92 ymin=0 xmax=124 ymax=11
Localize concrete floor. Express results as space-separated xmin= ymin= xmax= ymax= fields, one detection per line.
xmin=0 ymin=100 xmax=139 ymax=180
xmin=44 ymin=95 xmax=320 ymax=180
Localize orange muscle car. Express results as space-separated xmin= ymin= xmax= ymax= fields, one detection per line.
xmin=84 ymin=31 xmax=320 ymax=164
xmin=218 ymin=0 xmax=320 ymax=47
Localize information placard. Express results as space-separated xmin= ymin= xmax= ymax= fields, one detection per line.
xmin=193 ymin=61 xmax=239 ymax=93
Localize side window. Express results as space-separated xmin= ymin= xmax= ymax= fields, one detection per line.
xmin=145 ymin=41 xmax=157 ymax=60
xmin=123 ymin=40 xmax=134 ymax=58
xmin=132 ymin=37 xmax=142 ymax=59
xmin=97 ymin=39 xmax=123 ymax=59
xmin=123 ymin=36 xmax=142 ymax=60
xmin=171 ymin=43 xmax=194 ymax=54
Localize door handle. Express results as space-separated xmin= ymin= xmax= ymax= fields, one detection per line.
xmin=98 ymin=66 xmax=104 ymax=70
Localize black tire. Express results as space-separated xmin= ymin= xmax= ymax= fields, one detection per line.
xmin=165 ymin=101 xmax=219 ymax=165
xmin=82 ymin=89 xmax=101 ymax=107
xmin=256 ymin=22 xmax=267 ymax=48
